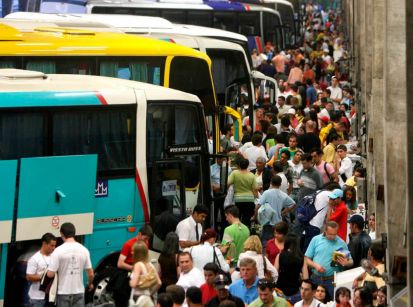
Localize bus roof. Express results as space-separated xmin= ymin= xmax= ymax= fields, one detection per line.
xmin=86 ymin=0 xmax=282 ymax=17
xmin=5 ymin=12 xmax=248 ymax=42
xmin=0 ymin=69 xmax=200 ymax=106
xmin=1 ymin=16 xmax=123 ymax=33
xmin=0 ymin=22 xmax=212 ymax=61
xmin=243 ymin=0 xmax=294 ymax=8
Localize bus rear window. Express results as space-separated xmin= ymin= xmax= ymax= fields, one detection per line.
xmin=169 ymin=57 xmax=215 ymax=115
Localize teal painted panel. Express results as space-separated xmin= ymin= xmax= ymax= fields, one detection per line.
xmin=93 ymin=178 xmax=144 ymax=224
xmin=0 ymin=91 xmax=103 ymax=108
xmin=85 ymin=225 xmax=142 ymax=267
xmin=0 ymin=160 xmax=17 ymax=222
xmin=0 ymin=245 xmax=8 ymax=301
xmin=17 ymin=155 xmax=97 ymax=219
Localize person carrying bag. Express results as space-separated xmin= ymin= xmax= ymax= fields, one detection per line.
xmin=129 ymin=241 xmax=161 ymax=307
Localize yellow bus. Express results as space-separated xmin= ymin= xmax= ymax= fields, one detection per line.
xmin=0 ymin=23 xmax=220 ymax=152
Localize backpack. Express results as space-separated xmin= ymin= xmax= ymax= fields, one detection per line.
xmin=296 ymin=190 xmax=323 ymax=224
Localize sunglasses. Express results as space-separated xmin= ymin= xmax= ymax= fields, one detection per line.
xmin=258 ymin=279 xmax=275 ymax=290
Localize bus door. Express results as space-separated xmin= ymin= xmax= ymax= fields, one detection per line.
xmin=0 ymin=160 xmax=18 ymax=305
xmin=149 ymin=159 xmax=186 ymax=251
xmin=14 ymin=154 xmax=97 ymax=241
xmin=2 ymin=154 xmax=97 ymax=305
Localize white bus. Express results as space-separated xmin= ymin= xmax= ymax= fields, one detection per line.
xmin=0 ymin=69 xmax=227 ymax=305
xmin=239 ymin=0 xmax=299 ymax=47
xmin=85 ymin=0 xmax=286 ymax=52
xmin=5 ymin=12 xmax=279 ymax=139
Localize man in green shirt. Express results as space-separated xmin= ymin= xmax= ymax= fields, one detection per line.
xmin=220 ymin=206 xmax=250 ymax=266
xmin=249 ymin=279 xmax=290 ymax=307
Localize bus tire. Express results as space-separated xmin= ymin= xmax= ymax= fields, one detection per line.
xmin=88 ymin=266 xmax=118 ymax=305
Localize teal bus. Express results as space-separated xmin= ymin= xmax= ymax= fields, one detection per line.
xmin=0 ymin=69 xmax=227 ymax=306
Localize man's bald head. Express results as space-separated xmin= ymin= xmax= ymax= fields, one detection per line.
xmin=305 ymin=120 xmax=316 ymax=131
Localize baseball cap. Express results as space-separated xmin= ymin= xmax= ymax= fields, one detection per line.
xmin=320 ymin=116 xmax=329 ymax=123
xmin=214 ymin=274 xmax=230 ymax=290
xmin=349 ymin=214 xmax=365 ymax=225
xmin=287 ymin=108 xmax=296 ymax=115
xmin=329 ymin=189 xmax=343 ymax=200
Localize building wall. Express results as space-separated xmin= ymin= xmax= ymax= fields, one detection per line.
xmin=342 ymin=0 xmax=408 ymax=302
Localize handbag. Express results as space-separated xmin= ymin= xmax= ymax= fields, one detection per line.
xmin=39 ymin=270 xmax=54 ymax=294
xmin=224 ymin=185 xmax=235 ymax=208
xmin=213 ymin=247 xmax=232 ymax=283
xmin=136 ymin=262 xmax=158 ymax=290
xmin=262 ymin=255 xmax=272 ymax=280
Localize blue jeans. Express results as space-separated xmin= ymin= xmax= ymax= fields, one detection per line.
xmin=311 ymin=274 xmax=334 ymax=299
xmin=29 ymin=299 xmax=46 ymax=307
xmin=286 ymin=291 xmax=302 ymax=305
xmin=302 ymin=224 xmax=321 ymax=253
xmin=57 ymin=293 xmax=84 ymax=307
xmin=260 ymin=225 xmax=274 ymax=249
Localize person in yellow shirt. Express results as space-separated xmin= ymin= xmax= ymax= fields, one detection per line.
xmin=319 ymin=116 xmax=333 ymax=145
xmin=322 ymin=134 xmax=340 ymax=164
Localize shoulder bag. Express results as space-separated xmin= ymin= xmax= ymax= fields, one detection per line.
xmin=213 ymin=247 xmax=232 ymax=283
xmin=262 ymin=255 xmax=272 ymax=280
xmin=136 ymin=262 xmax=158 ymax=290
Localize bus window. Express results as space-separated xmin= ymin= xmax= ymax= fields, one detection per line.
xmin=187 ymin=11 xmax=213 ymax=27
xmin=263 ymin=12 xmax=280 ymax=50
xmin=147 ymin=103 xmax=201 ymax=162
xmin=55 ymin=57 xmax=95 ymax=75
xmin=0 ymin=111 xmax=45 ymax=159
xmin=238 ymin=12 xmax=260 ymax=36
xmin=212 ymin=12 xmax=237 ymax=32
xmin=53 ymin=107 xmax=136 ymax=173
xmin=161 ymin=10 xmax=186 ymax=23
xmin=0 ymin=59 xmax=17 ymax=68
xmin=98 ymin=57 xmax=165 ymax=85
xmin=26 ymin=60 xmax=56 ymax=73
xmin=169 ymin=56 xmax=215 ymax=116
xmin=133 ymin=8 xmax=160 ymax=17
xmin=146 ymin=102 xmax=204 ymax=222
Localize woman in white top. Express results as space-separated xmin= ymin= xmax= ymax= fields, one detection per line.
xmin=190 ymin=228 xmax=230 ymax=273
xmin=129 ymin=241 xmax=161 ymax=300
xmin=238 ymin=235 xmax=278 ymax=282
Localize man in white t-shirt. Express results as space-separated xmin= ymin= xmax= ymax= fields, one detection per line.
xmin=327 ymin=76 xmax=342 ymax=108
xmin=176 ymin=252 xmax=205 ymax=307
xmin=47 ymin=222 xmax=94 ymax=307
xmin=26 ymin=233 xmax=57 ymax=306
xmin=244 ymin=134 xmax=268 ymax=171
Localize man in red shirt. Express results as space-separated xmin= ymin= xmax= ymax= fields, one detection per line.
xmin=200 ymin=263 xmax=219 ymax=304
xmin=117 ymin=224 xmax=153 ymax=271
xmin=326 ymin=189 xmax=348 ymax=242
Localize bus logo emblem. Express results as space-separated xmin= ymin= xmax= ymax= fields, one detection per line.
xmin=52 ymin=216 xmax=60 ymax=228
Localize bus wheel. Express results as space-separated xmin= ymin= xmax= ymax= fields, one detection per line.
xmin=90 ymin=267 xmax=117 ymax=305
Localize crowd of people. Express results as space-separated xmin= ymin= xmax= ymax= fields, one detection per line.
xmin=21 ymin=2 xmax=388 ymax=307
